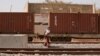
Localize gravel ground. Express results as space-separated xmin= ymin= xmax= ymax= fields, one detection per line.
xmin=28 ymin=43 xmax=100 ymax=48
xmin=0 ymin=53 xmax=100 ymax=56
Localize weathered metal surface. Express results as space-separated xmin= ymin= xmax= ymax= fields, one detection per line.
xmin=50 ymin=13 xmax=78 ymax=34
xmin=78 ymin=13 xmax=98 ymax=34
xmin=50 ymin=13 xmax=98 ymax=34
xmin=98 ymin=14 xmax=100 ymax=33
xmin=0 ymin=13 xmax=34 ymax=34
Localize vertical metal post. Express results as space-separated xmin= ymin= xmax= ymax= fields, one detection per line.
xmin=24 ymin=0 xmax=29 ymax=12
xmin=10 ymin=0 xmax=12 ymax=12
xmin=92 ymin=0 xmax=96 ymax=13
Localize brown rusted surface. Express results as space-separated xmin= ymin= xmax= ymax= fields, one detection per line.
xmin=50 ymin=13 xmax=78 ymax=34
xmin=78 ymin=13 xmax=98 ymax=34
xmin=50 ymin=13 xmax=98 ymax=34
xmin=98 ymin=14 xmax=100 ymax=33
xmin=0 ymin=13 xmax=34 ymax=34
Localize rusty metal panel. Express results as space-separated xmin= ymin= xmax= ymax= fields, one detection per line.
xmin=98 ymin=14 xmax=100 ymax=33
xmin=0 ymin=13 xmax=34 ymax=34
xmin=78 ymin=13 xmax=98 ymax=34
xmin=50 ymin=13 xmax=98 ymax=34
xmin=50 ymin=13 xmax=79 ymax=34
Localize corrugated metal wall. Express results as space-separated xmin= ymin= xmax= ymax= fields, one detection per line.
xmin=0 ymin=13 xmax=34 ymax=34
xmin=50 ymin=13 xmax=79 ymax=34
xmin=50 ymin=13 xmax=98 ymax=34
xmin=98 ymin=14 xmax=100 ymax=33
xmin=78 ymin=13 xmax=98 ymax=34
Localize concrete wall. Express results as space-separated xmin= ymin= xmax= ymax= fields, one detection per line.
xmin=0 ymin=34 xmax=28 ymax=48
xmin=34 ymin=25 xmax=48 ymax=35
xmin=71 ymin=38 xmax=100 ymax=42
xmin=34 ymin=14 xmax=49 ymax=23
xmin=29 ymin=3 xmax=94 ymax=13
xmin=34 ymin=14 xmax=49 ymax=35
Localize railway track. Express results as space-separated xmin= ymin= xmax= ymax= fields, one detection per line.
xmin=31 ymin=42 xmax=100 ymax=44
xmin=0 ymin=48 xmax=100 ymax=55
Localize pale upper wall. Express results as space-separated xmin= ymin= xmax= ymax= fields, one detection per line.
xmin=28 ymin=3 xmax=95 ymax=13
